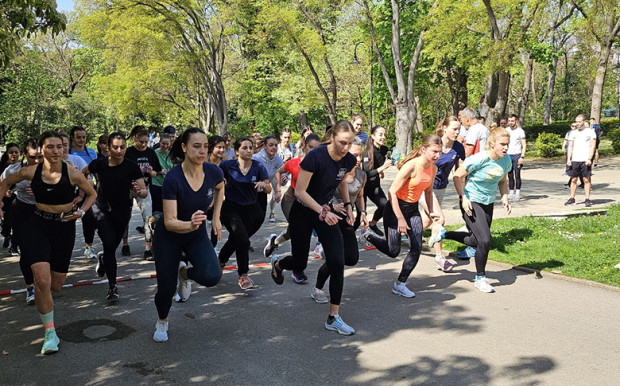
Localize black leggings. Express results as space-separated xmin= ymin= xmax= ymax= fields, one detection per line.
xmin=368 ymin=199 xmax=423 ymax=283
xmin=279 ymin=201 xmax=347 ymax=305
xmin=219 ymin=200 xmax=264 ymax=275
xmin=444 ymin=201 xmax=493 ymax=276
xmin=153 ymin=217 xmax=221 ymax=320
xmin=92 ymin=203 xmax=131 ymax=288
xmin=1 ymin=195 xmax=14 ymax=239
xmin=365 ymin=185 xmax=388 ymax=223
xmin=315 ymin=218 xmax=359 ymax=291
xmin=507 ymin=155 xmax=522 ymax=190
xmin=11 ymin=200 xmax=35 ymax=285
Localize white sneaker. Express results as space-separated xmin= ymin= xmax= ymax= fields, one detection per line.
xmin=427 ymin=224 xmax=445 ymax=248
xmin=84 ymin=246 xmax=97 ymax=259
xmin=153 ymin=320 xmax=168 ymax=342
xmin=325 ymin=314 xmax=355 ymax=335
xmin=177 ymin=262 xmax=192 ymax=301
xmin=313 ymin=243 xmax=324 ymax=258
xmin=508 ymin=192 xmax=514 ymax=202
xmin=392 ymin=282 xmax=415 ymax=298
xmin=359 ymin=228 xmax=371 ymax=246
xmin=474 ymin=277 xmax=495 ymax=293
xmin=311 ymin=288 xmax=329 ymax=304
xmin=268 ymin=213 xmax=276 ymax=222
xmin=25 ymin=286 xmax=35 ymax=304
xmin=513 ymin=192 xmax=520 ymax=202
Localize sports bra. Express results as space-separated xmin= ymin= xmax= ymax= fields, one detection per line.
xmin=395 ymin=157 xmax=434 ymax=203
xmin=31 ymin=162 xmax=75 ymax=205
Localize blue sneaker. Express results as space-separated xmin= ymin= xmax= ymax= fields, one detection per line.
xmin=41 ymin=329 xmax=60 ymax=355
xmin=457 ymin=246 xmax=476 ymax=259
xmin=325 ymin=314 xmax=355 ymax=335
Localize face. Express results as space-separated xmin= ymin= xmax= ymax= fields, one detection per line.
xmin=461 ymin=115 xmax=473 ymax=129
xmin=423 ymin=144 xmax=442 ymax=164
xmin=371 ymin=127 xmax=386 ymax=146
xmin=42 ymin=137 xmax=63 ymax=163
xmin=212 ymin=141 xmax=225 ymax=158
xmin=61 ymin=137 xmax=70 ymax=157
xmin=444 ymin=121 xmax=460 ymax=141
xmin=575 ymin=116 xmax=585 ymax=129
xmin=169 ymin=133 xmax=176 ymax=143
xmin=352 ymin=118 xmax=363 ymax=133
xmin=349 ymin=144 xmax=363 ymax=169
xmin=499 ymin=118 xmax=507 ymax=128
xmin=508 ymin=117 xmax=517 ymax=129
xmin=280 ymin=132 xmax=291 ymax=145
xmin=24 ymin=147 xmax=43 ymax=166
xmin=236 ymin=140 xmax=254 ymax=161
xmin=182 ymin=133 xmax=208 ymax=164
xmin=72 ymin=130 xmax=87 ymax=148
xmin=225 ymin=136 xmax=233 ymax=148
xmin=491 ymin=135 xmax=510 ymax=157
xmin=135 ymin=135 xmax=149 ymax=151
xmin=304 ymin=139 xmax=319 ymax=153
xmin=109 ymin=138 xmax=127 ymax=159
xmin=99 ymin=141 xmax=109 ymax=154
xmin=330 ymin=131 xmax=355 ymax=158
xmin=6 ymin=146 xmax=20 ymax=163
xmin=159 ymin=138 xmax=171 ymax=152
xmin=265 ymin=138 xmax=278 ymax=156
xmin=590 ymin=118 xmax=596 ymax=125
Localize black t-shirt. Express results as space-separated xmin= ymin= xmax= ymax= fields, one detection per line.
xmin=162 ymin=163 xmax=224 ymax=222
xmin=125 ymin=146 xmax=162 ymax=186
xmin=88 ymin=157 xmax=143 ymax=212
xmin=363 ymin=144 xmax=388 ymax=188
xmin=299 ymin=145 xmax=357 ymax=206
xmin=220 ymin=160 xmax=269 ymax=206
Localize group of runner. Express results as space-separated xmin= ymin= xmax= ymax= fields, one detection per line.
xmin=0 ymin=108 xmax=540 ymax=353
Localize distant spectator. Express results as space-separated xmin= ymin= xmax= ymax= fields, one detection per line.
xmin=590 ymin=117 xmax=602 ymax=167
xmin=564 ymin=114 xmax=596 ymax=207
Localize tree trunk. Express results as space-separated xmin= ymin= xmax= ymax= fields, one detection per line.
xmin=518 ymin=58 xmax=533 ymax=123
xmin=590 ymin=44 xmax=612 ymax=124
xmin=299 ymin=111 xmax=309 ymax=131
xmin=394 ymin=102 xmax=416 ymax=155
xmin=445 ymin=59 xmax=468 ymax=115
xmin=543 ymin=57 xmax=558 ymax=125
xmin=478 ymin=71 xmax=510 ymax=124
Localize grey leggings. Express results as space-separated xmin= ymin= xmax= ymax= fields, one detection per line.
xmin=368 ymin=199 xmax=423 ymax=283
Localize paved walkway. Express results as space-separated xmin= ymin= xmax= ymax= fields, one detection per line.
xmin=0 ymin=157 xmax=619 ymax=385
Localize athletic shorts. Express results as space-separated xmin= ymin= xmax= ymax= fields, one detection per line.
xmin=509 ymin=154 xmax=522 ymax=172
xmin=19 ymin=208 xmax=76 ymax=273
xmin=567 ymin=162 xmax=592 ymax=178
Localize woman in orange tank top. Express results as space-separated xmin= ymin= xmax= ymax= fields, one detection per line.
xmin=362 ymin=134 xmax=442 ymax=298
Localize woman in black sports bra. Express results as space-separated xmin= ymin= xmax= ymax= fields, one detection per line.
xmin=0 ymin=131 xmax=96 ymax=356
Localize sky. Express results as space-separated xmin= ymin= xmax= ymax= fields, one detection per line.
xmin=57 ymin=0 xmax=74 ymax=12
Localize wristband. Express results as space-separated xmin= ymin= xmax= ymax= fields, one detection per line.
xmin=318 ymin=205 xmax=331 ymax=222
xmin=77 ymin=208 xmax=86 ymax=217
xmin=344 ymin=202 xmax=352 ymax=208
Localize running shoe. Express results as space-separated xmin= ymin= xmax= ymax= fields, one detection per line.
xmin=177 ymin=261 xmax=192 ymax=301
xmin=263 ymin=234 xmax=278 ymax=258
xmin=291 ymin=271 xmax=308 ymax=284
xmin=270 ymin=255 xmax=284 ymax=285
xmin=248 ymin=244 xmax=255 ymax=252
xmin=435 ymin=255 xmax=454 ymax=272
xmin=359 ymin=228 xmax=371 ymax=245
xmin=8 ymin=245 xmax=19 ymax=256
xmin=269 ymin=213 xmax=276 ymax=223
xmin=563 ymin=183 xmax=570 ymax=189
xmin=173 ymin=293 xmax=182 ymax=303
xmin=136 ymin=226 xmax=145 ymax=234
xmin=106 ymin=286 xmax=119 ymax=300
xmin=313 ymin=242 xmax=324 ymax=258
xmin=95 ymin=251 xmax=105 ymax=277
xmin=564 ymin=197 xmax=576 ymax=206
xmin=427 ymin=224 xmax=446 ymax=248
xmin=392 ymin=282 xmax=415 ymax=298
xmin=474 ymin=276 xmax=495 ymax=293
xmin=585 ymin=199 xmax=592 ymax=207
xmin=84 ymin=246 xmax=97 ymax=259
xmin=369 ymin=224 xmax=384 ymax=237
xmin=311 ymin=288 xmax=329 ymax=304
xmin=238 ymin=275 xmax=254 ymax=290
xmin=457 ymin=246 xmax=476 ymax=259
xmin=41 ymin=329 xmax=60 ymax=355
xmin=153 ymin=320 xmax=168 ymax=342
xmin=514 ymin=192 xmax=521 ymax=202
xmin=25 ymin=286 xmax=35 ymax=305
xmin=325 ymin=314 xmax=355 ymax=335
xmin=121 ymin=244 xmax=131 ymax=256
xmin=144 ymin=249 xmax=154 ymax=261
xmin=507 ymin=192 xmax=514 ymax=202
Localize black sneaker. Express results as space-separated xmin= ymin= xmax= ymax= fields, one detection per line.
xmin=369 ymin=224 xmax=384 ymax=237
xmin=144 ymin=250 xmax=154 ymax=261
xmin=106 ymin=286 xmax=119 ymax=300
xmin=248 ymin=244 xmax=255 ymax=252
xmin=8 ymin=245 xmax=19 ymax=256
xmin=136 ymin=226 xmax=145 ymax=234
xmin=121 ymin=244 xmax=131 ymax=256
xmin=584 ymin=199 xmax=592 ymax=207
xmin=96 ymin=252 xmax=105 ymax=277
xmin=263 ymin=234 xmax=278 ymax=258
xmin=564 ymin=197 xmax=576 ymax=206
xmin=563 ymin=183 xmax=570 ymax=189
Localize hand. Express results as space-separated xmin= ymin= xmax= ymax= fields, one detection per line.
xmin=212 ymin=217 xmax=222 ymax=242
xmin=71 ymin=195 xmax=84 ymax=210
xmin=517 ymin=157 xmax=524 ymax=166
xmin=60 ymin=210 xmax=83 ymax=222
xmin=147 ymin=166 xmax=154 ymax=174
xmin=5 ymin=190 xmax=11 ymax=197
xmin=160 ymin=169 xmax=167 ymax=176
xmin=429 ymin=211 xmax=440 ymax=222
xmin=281 ymin=175 xmax=288 ymax=186
xmin=382 ymin=158 xmax=391 ymax=170
xmin=332 ymin=202 xmax=346 ymax=215
xmin=190 ymin=210 xmax=207 ymax=230
xmin=360 ymin=212 xmax=369 ymax=230
xmin=461 ymin=196 xmax=473 ymax=216
xmin=140 ymin=166 xmax=147 ymax=174
xmin=274 ymin=191 xmax=282 ymax=203
xmin=397 ymin=216 xmax=410 ymax=234
xmin=26 ymin=185 xmax=33 ymax=196
xmin=131 ymin=181 xmax=142 ymax=195
xmin=323 ymin=211 xmax=341 ymax=226
xmin=566 ymin=160 xmax=572 ymax=167
xmin=586 ymin=159 xmax=592 ymax=166
xmin=379 ymin=171 xmax=385 ymax=179
xmin=503 ymin=199 xmax=512 ymax=215
xmin=254 ymin=181 xmax=266 ymax=191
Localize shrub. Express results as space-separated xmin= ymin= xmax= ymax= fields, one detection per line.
xmin=608 ymin=129 xmax=620 ymax=153
xmin=536 ymin=132 xmax=562 ymax=157
xmin=524 ymin=118 xmax=618 ymax=138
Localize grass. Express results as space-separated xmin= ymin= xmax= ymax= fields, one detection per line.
xmin=440 ymin=204 xmax=620 ymax=287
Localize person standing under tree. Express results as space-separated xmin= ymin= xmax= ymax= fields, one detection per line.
xmin=565 ymin=115 xmax=596 ymax=207
xmin=506 ymin=114 xmax=526 ymax=202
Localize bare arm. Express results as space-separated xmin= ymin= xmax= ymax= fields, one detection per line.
xmin=211 ymin=181 xmax=225 ymax=241
xmin=163 ymin=199 xmax=207 ymax=234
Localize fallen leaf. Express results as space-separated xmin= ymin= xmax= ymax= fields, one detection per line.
xmin=184 ymin=313 xmax=195 ymax=319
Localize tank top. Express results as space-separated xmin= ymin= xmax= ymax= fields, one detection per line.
xmin=395 ymin=157 xmax=434 ymax=203
xmin=31 ymin=162 xmax=75 ymax=205
xmin=333 ymin=169 xmax=366 ymax=204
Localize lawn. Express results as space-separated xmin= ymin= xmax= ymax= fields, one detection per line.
xmin=441 ymin=204 xmax=620 ymax=287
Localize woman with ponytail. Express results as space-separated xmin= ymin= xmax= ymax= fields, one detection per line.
xmin=362 ymin=134 xmax=442 ymax=298
xmin=361 ymin=126 xmax=391 ymax=236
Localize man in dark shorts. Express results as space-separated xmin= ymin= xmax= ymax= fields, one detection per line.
xmin=565 ymin=115 xmax=596 ymax=207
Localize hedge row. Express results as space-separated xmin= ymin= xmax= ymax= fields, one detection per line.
xmin=525 ymin=118 xmax=619 ymax=138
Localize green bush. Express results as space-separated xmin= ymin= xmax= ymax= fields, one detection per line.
xmin=536 ymin=132 xmax=562 ymax=157
xmin=608 ymin=129 xmax=620 ymax=153
xmin=525 ymin=118 xmax=618 ymax=138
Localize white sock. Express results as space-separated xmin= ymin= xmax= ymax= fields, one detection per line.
xmin=516 ymin=189 xmax=520 ymax=196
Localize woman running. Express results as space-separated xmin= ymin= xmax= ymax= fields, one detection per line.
xmin=1 ymin=139 xmax=43 ymax=302
xmin=219 ymin=136 xmax=270 ymax=289
xmin=152 ymin=128 xmax=224 ymax=342
xmin=0 ymin=131 xmax=96 ymax=355
xmin=0 ymin=142 xmax=21 ymax=251
xmin=362 ymin=126 xmax=391 ymax=236
xmin=431 ymin=127 xmax=512 ymax=293
xmin=362 ymin=134 xmax=442 ymax=298
xmin=271 ymin=120 xmax=358 ymax=335
xmin=82 ymin=132 xmax=147 ymax=300
xmin=311 ymin=137 xmax=368 ymax=304
xmin=252 ymin=135 xmax=283 ymax=222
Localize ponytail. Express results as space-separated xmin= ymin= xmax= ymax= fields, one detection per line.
xmin=169 ymin=127 xmax=204 ymax=164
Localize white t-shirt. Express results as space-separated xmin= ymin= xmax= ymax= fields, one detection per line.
xmin=568 ymin=128 xmax=596 ymax=162
xmin=459 ymin=125 xmax=468 ymax=139
xmin=465 ymin=122 xmax=489 ymax=153
xmin=507 ymin=127 xmax=526 ymax=155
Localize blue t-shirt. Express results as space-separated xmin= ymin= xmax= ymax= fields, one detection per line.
xmin=463 ymin=152 xmax=512 ymax=205
xmin=220 ymin=159 xmax=269 ymax=206
xmin=69 ymin=147 xmax=97 ymax=164
xmin=355 ymin=131 xmax=369 ymax=144
xmin=434 ymin=141 xmax=465 ymax=189
xmin=299 ymin=145 xmax=357 ymax=206
xmin=162 ymin=163 xmax=224 ymax=222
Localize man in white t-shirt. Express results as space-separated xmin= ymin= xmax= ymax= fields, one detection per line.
xmin=461 ymin=107 xmax=489 ymax=157
xmin=457 ymin=109 xmax=468 ymax=143
xmin=506 ymin=114 xmax=527 ymax=201
xmin=565 ymin=114 xmax=596 ymax=207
